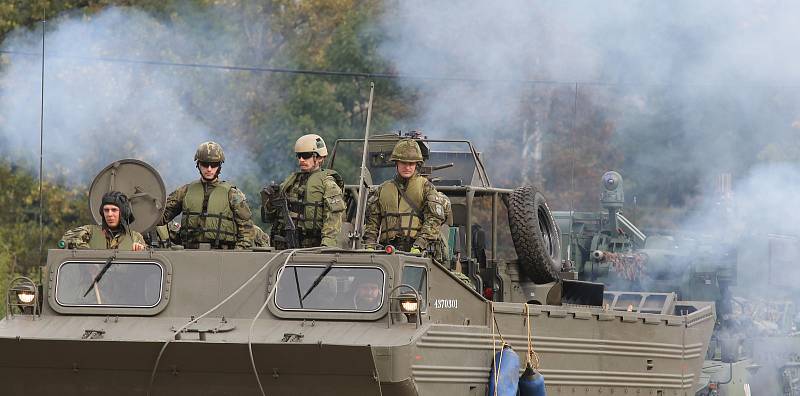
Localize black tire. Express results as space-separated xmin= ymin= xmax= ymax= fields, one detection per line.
xmin=507 ymin=186 xmax=562 ymax=284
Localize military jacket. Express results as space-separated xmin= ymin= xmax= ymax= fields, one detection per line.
xmin=160 ymin=179 xmax=254 ymax=249
xmin=252 ymin=224 xmax=271 ymax=248
xmin=61 ymin=225 xmax=145 ymax=250
xmin=263 ymin=168 xmax=345 ymax=248
xmin=363 ymin=173 xmax=447 ymax=250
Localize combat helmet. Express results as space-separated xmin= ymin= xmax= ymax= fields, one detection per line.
xmin=194 ymin=141 xmax=225 ymax=163
xmin=295 ymin=134 xmax=328 ymax=157
xmin=390 ymin=139 xmax=424 ymax=163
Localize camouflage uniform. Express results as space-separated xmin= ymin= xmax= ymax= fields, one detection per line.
xmin=159 ymin=179 xmax=255 ymax=249
xmin=253 ymin=224 xmax=271 ymax=248
xmin=262 ymin=169 xmax=345 ymax=249
xmin=144 ymin=221 xmax=180 ymax=248
xmin=363 ymin=173 xmax=448 ymax=260
xmin=61 ymin=224 xmax=145 ymax=250
xmin=362 ymin=138 xmax=449 ymax=262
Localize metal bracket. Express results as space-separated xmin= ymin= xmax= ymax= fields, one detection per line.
xmin=81 ymin=329 xmax=106 ymax=339
xmin=281 ymin=333 xmax=304 ymax=343
xmin=171 ymin=317 xmax=235 ymax=341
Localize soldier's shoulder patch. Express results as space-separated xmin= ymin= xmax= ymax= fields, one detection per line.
xmin=230 ymin=188 xmax=247 ymax=205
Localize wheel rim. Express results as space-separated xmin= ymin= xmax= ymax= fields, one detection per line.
xmin=538 ymin=205 xmax=556 ymax=259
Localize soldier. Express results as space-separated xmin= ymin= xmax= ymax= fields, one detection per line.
xmin=353 ymin=279 xmax=383 ymax=311
xmin=363 ymin=139 xmax=448 ymax=261
xmin=261 ymin=134 xmax=345 ymax=249
xmin=60 ymin=191 xmax=146 ymax=250
xmin=158 ymin=141 xmax=255 ymax=249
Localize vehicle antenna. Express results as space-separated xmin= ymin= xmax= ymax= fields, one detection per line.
xmin=37 ymin=7 xmax=47 ymax=276
xmin=350 ymin=81 xmax=375 ymax=248
xmin=566 ymin=83 xmax=578 ymax=264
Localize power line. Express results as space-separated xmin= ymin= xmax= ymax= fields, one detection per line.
xmin=0 ymin=49 xmax=602 ymax=86
xmin=2 ymin=49 xmax=798 ymax=89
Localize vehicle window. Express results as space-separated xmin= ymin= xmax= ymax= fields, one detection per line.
xmin=275 ymin=266 xmax=385 ymax=312
xmin=401 ymin=266 xmax=428 ymax=311
xmin=55 ymin=261 xmax=164 ymax=307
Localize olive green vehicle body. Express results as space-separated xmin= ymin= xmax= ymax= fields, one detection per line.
xmin=1 ymin=248 xmax=714 ymax=396
xmin=0 ymin=138 xmax=715 ymax=395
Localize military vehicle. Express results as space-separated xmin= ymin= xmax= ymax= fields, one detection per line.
xmin=548 ymin=170 xmax=800 ymax=395
xmin=0 ymin=136 xmax=714 ymax=396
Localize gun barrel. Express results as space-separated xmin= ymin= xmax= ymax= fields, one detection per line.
xmin=428 ymin=162 xmax=454 ymax=172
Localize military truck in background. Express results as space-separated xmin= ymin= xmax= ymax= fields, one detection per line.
xmin=0 ymin=134 xmax=715 ymax=395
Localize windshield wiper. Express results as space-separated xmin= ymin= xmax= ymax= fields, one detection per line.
xmin=82 ymin=253 xmax=117 ymax=298
xmin=293 ymin=266 xmax=304 ymax=309
xmin=300 ymin=261 xmax=335 ymax=302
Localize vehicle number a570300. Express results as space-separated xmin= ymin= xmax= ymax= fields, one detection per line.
xmin=433 ymin=299 xmax=458 ymax=309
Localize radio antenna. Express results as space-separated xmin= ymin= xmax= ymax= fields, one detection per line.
xmin=37 ymin=8 xmax=46 ymax=269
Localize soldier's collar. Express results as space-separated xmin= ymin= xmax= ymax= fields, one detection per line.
xmin=394 ymin=172 xmax=418 ymax=185
xmin=104 ymin=227 xmax=122 ymax=238
xmin=300 ymin=167 xmax=322 ymax=174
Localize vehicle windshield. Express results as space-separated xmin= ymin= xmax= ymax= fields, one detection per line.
xmin=330 ymin=139 xmax=480 ymax=186
xmin=275 ymin=265 xmax=385 ymax=312
xmin=55 ymin=261 xmax=164 ymax=307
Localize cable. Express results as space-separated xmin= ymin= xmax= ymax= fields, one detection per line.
xmin=4 ymin=48 xmax=799 ymax=89
xmin=247 ymin=248 xmax=313 ymax=396
xmin=36 ymin=6 xmax=46 ymax=279
xmin=0 ymin=49 xmax=613 ymax=87
xmin=145 ymin=247 xmax=321 ymax=396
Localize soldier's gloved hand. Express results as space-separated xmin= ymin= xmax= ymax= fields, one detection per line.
xmin=260 ymin=184 xmax=280 ymax=202
xmin=410 ymin=246 xmax=423 ymax=255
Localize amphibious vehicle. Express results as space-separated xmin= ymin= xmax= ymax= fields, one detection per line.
xmin=0 ymin=135 xmax=715 ymax=395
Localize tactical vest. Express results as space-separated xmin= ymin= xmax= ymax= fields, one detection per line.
xmin=378 ymin=175 xmax=426 ymax=243
xmin=181 ymin=180 xmax=237 ymax=246
xmin=88 ymin=225 xmax=135 ymax=250
xmin=280 ymin=169 xmax=343 ymax=243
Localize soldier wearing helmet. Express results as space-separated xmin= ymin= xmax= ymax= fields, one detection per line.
xmin=363 ymin=138 xmax=448 ymax=261
xmin=60 ymin=191 xmax=146 ymax=250
xmin=261 ymin=134 xmax=345 ymax=249
xmin=158 ymin=141 xmax=255 ymax=249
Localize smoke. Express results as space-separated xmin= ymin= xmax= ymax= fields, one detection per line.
xmin=0 ymin=6 xmax=273 ymax=192
xmin=376 ymin=0 xmax=800 ymax=211
xmin=377 ymin=3 xmax=800 ymax=390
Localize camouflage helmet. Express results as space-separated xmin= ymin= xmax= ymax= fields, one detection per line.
xmin=194 ymin=141 xmax=225 ymax=163
xmin=295 ymin=134 xmax=328 ymax=157
xmin=390 ymin=139 xmax=424 ymax=163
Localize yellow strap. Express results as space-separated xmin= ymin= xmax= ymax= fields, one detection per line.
xmin=524 ymin=303 xmax=541 ymax=369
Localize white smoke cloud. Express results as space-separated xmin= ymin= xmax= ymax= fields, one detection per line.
xmin=377 ymin=1 xmax=800 ymax=198
xmin=0 ymin=6 xmax=266 ymax=191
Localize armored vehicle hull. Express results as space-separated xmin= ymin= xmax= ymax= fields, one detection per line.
xmin=1 ymin=248 xmax=714 ymax=395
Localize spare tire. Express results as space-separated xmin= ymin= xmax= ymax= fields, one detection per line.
xmin=507 ymin=186 xmax=562 ymax=284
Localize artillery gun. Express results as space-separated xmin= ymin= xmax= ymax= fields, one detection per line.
xmin=549 ymin=170 xmax=800 ymax=395
xmin=0 ymin=136 xmax=714 ymax=395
